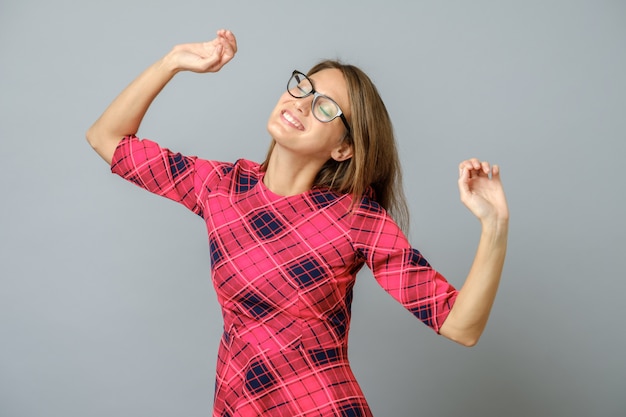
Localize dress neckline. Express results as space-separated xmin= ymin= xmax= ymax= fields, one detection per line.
xmin=256 ymin=171 xmax=316 ymax=201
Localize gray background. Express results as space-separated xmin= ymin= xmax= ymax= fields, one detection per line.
xmin=1 ymin=1 xmax=625 ymax=416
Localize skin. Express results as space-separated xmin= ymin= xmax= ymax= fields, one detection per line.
xmin=86 ymin=29 xmax=238 ymax=165
xmin=438 ymin=160 xmax=509 ymax=346
xmin=86 ymin=30 xmax=509 ymax=347
xmin=265 ymin=68 xmax=353 ymax=196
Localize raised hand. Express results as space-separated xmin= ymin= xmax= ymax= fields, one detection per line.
xmin=86 ymin=29 xmax=238 ymax=164
xmin=458 ymin=158 xmax=509 ymax=224
xmin=166 ymin=29 xmax=238 ymax=73
xmin=439 ymin=159 xmax=510 ymax=346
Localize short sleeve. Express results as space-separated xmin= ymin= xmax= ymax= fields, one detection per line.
xmin=110 ymin=135 xmax=227 ymax=217
xmin=350 ymin=198 xmax=458 ymax=333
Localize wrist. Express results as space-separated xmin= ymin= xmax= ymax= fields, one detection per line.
xmin=158 ymin=52 xmax=184 ymax=75
xmin=480 ymin=216 xmax=509 ymax=244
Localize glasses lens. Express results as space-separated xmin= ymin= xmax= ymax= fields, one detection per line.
xmin=312 ymin=95 xmax=340 ymax=122
xmin=287 ymin=72 xmax=312 ymax=98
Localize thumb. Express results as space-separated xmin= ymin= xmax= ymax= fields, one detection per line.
xmin=209 ymin=44 xmax=223 ymax=60
xmin=196 ymin=44 xmax=223 ymax=72
xmin=458 ymin=166 xmax=470 ymax=194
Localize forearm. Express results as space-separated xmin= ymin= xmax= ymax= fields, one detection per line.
xmin=86 ymin=31 xmax=237 ymax=165
xmin=86 ymin=55 xmax=179 ymax=164
xmin=439 ymin=218 xmax=509 ymax=346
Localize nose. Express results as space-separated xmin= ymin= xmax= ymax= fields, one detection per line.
xmin=293 ymin=95 xmax=313 ymax=115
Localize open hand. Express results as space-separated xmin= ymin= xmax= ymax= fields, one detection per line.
xmin=167 ymin=29 xmax=238 ymax=73
xmin=458 ymin=158 xmax=509 ymax=224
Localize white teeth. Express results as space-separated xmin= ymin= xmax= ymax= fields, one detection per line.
xmin=283 ymin=111 xmax=302 ymax=128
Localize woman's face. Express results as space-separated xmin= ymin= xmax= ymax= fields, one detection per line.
xmin=267 ymin=68 xmax=352 ymax=163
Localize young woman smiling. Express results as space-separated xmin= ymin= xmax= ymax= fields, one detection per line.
xmin=87 ymin=29 xmax=509 ymax=417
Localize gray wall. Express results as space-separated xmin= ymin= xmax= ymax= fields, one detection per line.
xmin=1 ymin=1 xmax=624 ymax=416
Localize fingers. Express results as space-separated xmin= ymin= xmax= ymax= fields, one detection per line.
xmin=193 ymin=29 xmax=237 ymax=72
xmin=208 ymin=44 xmax=224 ymax=62
xmin=458 ymin=158 xmax=500 ymax=179
xmin=166 ymin=30 xmax=237 ymax=74
xmin=492 ymin=164 xmax=501 ymax=180
xmin=216 ymin=29 xmax=238 ymax=54
xmin=457 ymin=159 xmax=508 ymax=221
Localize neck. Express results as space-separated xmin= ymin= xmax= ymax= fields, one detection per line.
xmin=263 ymin=150 xmax=325 ymax=197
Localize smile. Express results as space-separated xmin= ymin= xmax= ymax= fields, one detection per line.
xmin=282 ymin=111 xmax=304 ymax=131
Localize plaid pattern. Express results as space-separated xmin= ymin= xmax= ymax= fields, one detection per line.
xmin=111 ymin=136 xmax=458 ymax=416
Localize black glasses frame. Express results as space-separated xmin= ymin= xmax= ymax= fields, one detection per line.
xmin=287 ymin=70 xmax=351 ymax=133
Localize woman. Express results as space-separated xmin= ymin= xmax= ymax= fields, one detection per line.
xmin=87 ymin=29 xmax=509 ymax=416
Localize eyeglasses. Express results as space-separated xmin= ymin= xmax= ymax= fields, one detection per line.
xmin=287 ymin=70 xmax=351 ymax=133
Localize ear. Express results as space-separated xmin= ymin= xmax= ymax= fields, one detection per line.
xmin=330 ymin=140 xmax=353 ymax=162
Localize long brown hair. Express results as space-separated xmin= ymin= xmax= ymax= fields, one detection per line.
xmin=262 ymin=60 xmax=409 ymax=233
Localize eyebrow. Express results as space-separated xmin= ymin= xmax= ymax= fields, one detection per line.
xmin=308 ymin=74 xmax=344 ymax=107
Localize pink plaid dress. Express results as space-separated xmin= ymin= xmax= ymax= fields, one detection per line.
xmin=111 ymin=136 xmax=458 ymax=416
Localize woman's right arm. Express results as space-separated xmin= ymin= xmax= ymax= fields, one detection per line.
xmin=86 ymin=29 xmax=237 ymax=164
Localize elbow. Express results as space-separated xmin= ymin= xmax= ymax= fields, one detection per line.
xmin=445 ymin=331 xmax=481 ymax=348
xmin=85 ymin=125 xmax=117 ymax=165
xmin=85 ymin=125 xmax=98 ymax=149
xmin=456 ymin=335 xmax=480 ymax=348
xmin=439 ymin=321 xmax=483 ymax=347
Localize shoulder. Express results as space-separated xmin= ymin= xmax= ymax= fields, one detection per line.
xmin=199 ymin=158 xmax=261 ymax=194
xmin=349 ymin=193 xmax=408 ymax=250
xmin=351 ymin=193 xmax=387 ymax=224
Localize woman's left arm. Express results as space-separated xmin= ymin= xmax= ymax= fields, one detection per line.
xmin=439 ymin=158 xmax=509 ymax=347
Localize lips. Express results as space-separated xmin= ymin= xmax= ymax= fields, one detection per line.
xmin=281 ymin=110 xmax=305 ymax=131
